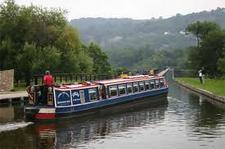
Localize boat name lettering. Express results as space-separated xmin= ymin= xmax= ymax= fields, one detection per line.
xmin=73 ymin=98 xmax=80 ymax=101
xmin=57 ymin=100 xmax=71 ymax=104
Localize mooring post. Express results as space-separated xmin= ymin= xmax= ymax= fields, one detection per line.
xmin=21 ymin=96 xmax=24 ymax=101
xmin=171 ymin=68 xmax=175 ymax=80
xmin=20 ymin=97 xmax=24 ymax=106
xmin=9 ymin=98 xmax=12 ymax=106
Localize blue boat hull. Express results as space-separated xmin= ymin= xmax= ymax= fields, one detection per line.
xmin=55 ymin=87 xmax=168 ymax=118
xmin=25 ymin=87 xmax=168 ymax=121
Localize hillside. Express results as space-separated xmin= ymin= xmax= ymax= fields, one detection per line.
xmin=70 ymin=8 xmax=225 ymax=69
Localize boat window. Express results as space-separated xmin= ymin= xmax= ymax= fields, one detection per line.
xmin=150 ymin=80 xmax=155 ymax=90
xmin=160 ymin=79 xmax=164 ymax=87
xmin=139 ymin=82 xmax=145 ymax=91
xmin=133 ymin=82 xmax=139 ymax=93
xmin=127 ymin=83 xmax=133 ymax=94
xmin=89 ymin=88 xmax=98 ymax=101
xmin=155 ymin=79 xmax=160 ymax=88
xmin=109 ymin=85 xmax=118 ymax=97
xmin=118 ymin=84 xmax=126 ymax=96
xmin=145 ymin=81 xmax=150 ymax=90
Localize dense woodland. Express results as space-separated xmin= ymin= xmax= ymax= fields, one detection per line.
xmin=71 ymin=8 xmax=225 ymax=73
xmin=0 ymin=0 xmax=111 ymax=85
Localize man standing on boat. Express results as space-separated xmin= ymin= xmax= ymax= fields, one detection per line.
xmin=42 ymin=70 xmax=54 ymax=104
xmin=44 ymin=70 xmax=54 ymax=86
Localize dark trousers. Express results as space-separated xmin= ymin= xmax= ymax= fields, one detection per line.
xmin=41 ymin=85 xmax=49 ymax=104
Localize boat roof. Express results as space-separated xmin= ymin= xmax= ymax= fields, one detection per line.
xmin=53 ymin=75 xmax=164 ymax=90
xmin=95 ymin=75 xmax=163 ymax=86
xmin=54 ymin=82 xmax=98 ymax=90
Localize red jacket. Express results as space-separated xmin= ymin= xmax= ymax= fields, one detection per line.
xmin=43 ymin=74 xmax=54 ymax=86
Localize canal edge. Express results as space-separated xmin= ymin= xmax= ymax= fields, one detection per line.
xmin=175 ymin=80 xmax=225 ymax=104
xmin=0 ymin=91 xmax=28 ymax=104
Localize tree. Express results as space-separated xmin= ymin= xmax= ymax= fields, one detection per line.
xmin=186 ymin=46 xmax=202 ymax=70
xmin=56 ymin=25 xmax=80 ymax=51
xmin=77 ymin=50 xmax=94 ymax=73
xmin=0 ymin=0 xmax=68 ymax=78
xmin=186 ymin=21 xmax=221 ymax=47
xmin=17 ymin=43 xmax=37 ymax=86
xmin=33 ymin=46 xmax=61 ymax=73
xmin=217 ymin=53 xmax=225 ymax=75
xmin=200 ymin=30 xmax=225 ymax=76
xmin=186 ymin=21 xmax=225 ymax=77
xmin=87 ymin=43 xmax=111 ymax=74
xmin=0 ymin=0 xmax=111 ymax=85
xmin=56 ymin=25 xmax=82 ymax=73
xmin=17 ymin=43 xmax=61 ymax=85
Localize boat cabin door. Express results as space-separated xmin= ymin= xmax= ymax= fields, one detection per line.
xmin=99 ymin=85 xmax=106 ymax=99
xmin=79 ymin=90 xmax=85 ymax=104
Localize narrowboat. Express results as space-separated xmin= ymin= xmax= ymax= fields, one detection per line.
xmin=25 ymin=75 xmax=168 ymax=120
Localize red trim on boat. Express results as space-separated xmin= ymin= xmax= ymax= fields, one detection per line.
xmin=35 ymin=113 xmax=55 ymax=119
xmin=35 ymin=124 xmax=56 ymax=133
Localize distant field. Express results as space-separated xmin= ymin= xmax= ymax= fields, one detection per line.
xmin=176 ymin=77 xmax=225 ymax=97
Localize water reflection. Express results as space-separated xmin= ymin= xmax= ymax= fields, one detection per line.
xmin=187 ymin=96 xmax=225 ymax=141
xmin=169 ymin=82 xmax=225 ymax=145
xmin=35 ymin=98 xmax=168 ymax=148
xmin=0 ymin=104 xmax=24 ymax=123
xmin=0 ymin=106 xmax=14 ymax=123
xmin=35 ymin=124 xmax=57 ymax=149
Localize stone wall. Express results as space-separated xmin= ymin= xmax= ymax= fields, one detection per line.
xmin=0 ymin=69 xmax=14 ymax=92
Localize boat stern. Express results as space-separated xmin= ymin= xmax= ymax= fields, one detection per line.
xmin=25 ymin=107 xmax=56 ymax=121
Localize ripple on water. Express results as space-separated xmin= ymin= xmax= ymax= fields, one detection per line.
xmin=0 ymin=121 xmax=33 ymax=133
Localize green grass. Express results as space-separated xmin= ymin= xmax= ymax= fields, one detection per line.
xmin=176 ymin=77 xmax=225 ymax=97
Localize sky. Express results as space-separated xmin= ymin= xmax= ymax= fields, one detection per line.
xmin=1 ymin=0 xmax=225 ymax=20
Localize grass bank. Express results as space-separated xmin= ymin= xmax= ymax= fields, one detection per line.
xmin=176 ymin=77 xmax=225 ymax=97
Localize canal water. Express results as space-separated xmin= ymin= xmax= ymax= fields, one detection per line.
xmin=0 ymin=82 xmax=225 ymax=149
